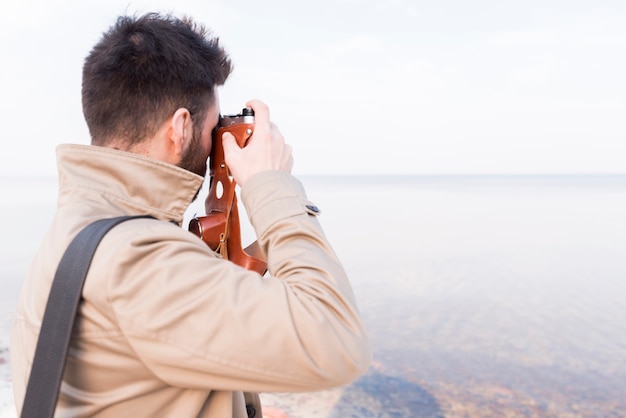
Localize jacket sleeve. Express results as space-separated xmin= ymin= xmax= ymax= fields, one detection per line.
xmin=102 ymin=171 xmax=371 ymax=393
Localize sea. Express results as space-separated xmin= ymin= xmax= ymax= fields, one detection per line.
xmin=1 ymin=174 xmax=625 ymax=417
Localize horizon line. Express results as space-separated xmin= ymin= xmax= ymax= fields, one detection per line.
xmin=2 ymin=172 xmax=626 ymax=180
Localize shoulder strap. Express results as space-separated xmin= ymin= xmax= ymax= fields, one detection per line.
xmin=21 ymin=215 xmax=155 ymax=418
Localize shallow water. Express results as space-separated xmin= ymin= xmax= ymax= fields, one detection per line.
xmin=280 ymin=175 xmax=626 ymax=417
xmin=2 ymin=175 xmax=626 ymax=417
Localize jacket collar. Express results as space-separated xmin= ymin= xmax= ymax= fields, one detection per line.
xmin=56 ymin=144 xmax=205 ymax=224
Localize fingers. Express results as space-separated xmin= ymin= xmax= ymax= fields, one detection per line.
xmin=221 ymin=131 xmax=238 ymax=155
xmin=246 ymin=99 xmax=272 ymax=141
xmin=246 ymin=99 xmax=269 ymax=123
xmin=283 ymin=143 xmax=294 ymax=173
xmin=266 ymin=123 xmax=294 ymax=173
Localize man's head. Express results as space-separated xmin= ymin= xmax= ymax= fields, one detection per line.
xmin=82 ymin=13 xmax=232 ymax=175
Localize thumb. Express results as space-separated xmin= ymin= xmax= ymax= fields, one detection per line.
xmin=221 ymin=132 xmax=239 ymax=158
xmin=222 ymin=131 xmax=245 ymax=182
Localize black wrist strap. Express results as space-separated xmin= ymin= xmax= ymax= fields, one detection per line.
xmin=21 ymin=215 xmax=155 ymax=418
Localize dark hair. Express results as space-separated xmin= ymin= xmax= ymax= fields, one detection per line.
xmin=82 ymin=13 xmax=232 ymax=146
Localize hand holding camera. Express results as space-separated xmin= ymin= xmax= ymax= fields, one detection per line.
xmin=222 ymin=99 xmax=293 ymax=188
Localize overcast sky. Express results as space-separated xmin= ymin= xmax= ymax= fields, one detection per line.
xmin=1 ymin=0 xmax=625 ymax=176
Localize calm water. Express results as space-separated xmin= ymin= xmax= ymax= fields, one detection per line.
xmin=1 ymin=175 xmax=626 ymax=417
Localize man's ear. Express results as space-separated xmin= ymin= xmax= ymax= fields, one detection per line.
xmin=170 ymin=108 xmax=193 ymax=157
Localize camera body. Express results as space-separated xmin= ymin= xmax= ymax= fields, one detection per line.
xmin=214 ymin=107 xmax=255 ymax=150
xmin=189 ymin=106 xmax=267 ymax=274
xmin=209 ymin=107 xmax=254 ymax=179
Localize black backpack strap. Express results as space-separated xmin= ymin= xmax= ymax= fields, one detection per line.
xmin=21 ymin=215 xmax=155 ymax=418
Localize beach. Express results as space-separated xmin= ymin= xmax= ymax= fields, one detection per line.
xmin=2 ymin=174 xmax=626 ymax=417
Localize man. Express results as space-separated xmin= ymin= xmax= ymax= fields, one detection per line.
xmin=10 ymin=12 xmax=371 ymax=417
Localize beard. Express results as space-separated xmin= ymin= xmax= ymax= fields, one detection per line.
xmin=177 ymin=128 xmax=209 ymax=177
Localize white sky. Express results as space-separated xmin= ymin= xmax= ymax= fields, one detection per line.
xmin=1 ymin=0 xmax=625 ymax=176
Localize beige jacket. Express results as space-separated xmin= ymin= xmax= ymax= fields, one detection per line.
xmin=10 ymin=144 xmax=371 ymax=417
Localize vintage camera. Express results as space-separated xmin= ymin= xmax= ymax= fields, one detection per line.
xmin=214 ymin=107 xmax=255 ymax=150
xmin=209 ymin=107 xmax=254 ymax=178
xmin=188 ymin=106 xmax=267 ymax=274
